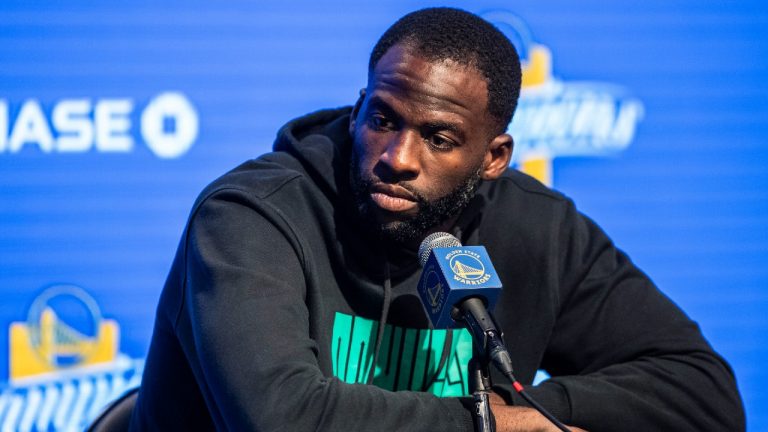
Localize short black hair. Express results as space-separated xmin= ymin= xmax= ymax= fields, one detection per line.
xmin=369 ymin=7 xmax=522 ymax=134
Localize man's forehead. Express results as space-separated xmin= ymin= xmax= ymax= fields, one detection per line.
xmin=368 ymin=44 xmax=489 ymax=116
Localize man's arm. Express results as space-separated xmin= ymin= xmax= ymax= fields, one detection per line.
xmin=174 ymin=189 xmax=476 ymax=431
xmin=490 ymin=394 xmax=588 ymax=432
xmin=511 ymin=201 xmax=745 ymax=431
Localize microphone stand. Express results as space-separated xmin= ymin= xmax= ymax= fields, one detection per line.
xmin=458 ymin=299 xmax=503 ymax=432
xmin=469 ymin=347 xmax=495 ymax=432
xmin=458 ymin=300 xmax=572 ymax=432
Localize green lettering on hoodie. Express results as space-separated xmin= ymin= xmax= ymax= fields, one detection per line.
xmin=331 ymin=312 xmax=472 ymax=397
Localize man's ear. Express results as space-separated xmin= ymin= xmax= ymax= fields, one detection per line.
xmin=481 ymin=133 xmax=514 ymax=180
xmin=349 ymin=88 xmax=366 ymax=136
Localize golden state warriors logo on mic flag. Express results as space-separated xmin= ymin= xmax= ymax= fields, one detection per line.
xmin=448 ymin=250 xmax=492 ymax=285
xmin=418 ymin=246 xmax=501 ymax=329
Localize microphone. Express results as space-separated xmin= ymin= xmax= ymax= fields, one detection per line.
xmin=417 ymin=232 xmax=501 ymax=328
xmin=418 ymin=232 xmax=573 ymax=432
xmin=417 ymin=232 xmax=514 ymax=377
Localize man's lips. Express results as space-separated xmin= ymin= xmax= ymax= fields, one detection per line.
xmin=369 ymin=184 xmax=418 ymax=213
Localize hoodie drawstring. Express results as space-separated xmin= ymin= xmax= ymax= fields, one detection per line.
xmin=367 ymin=262 xmax=392 ymax=384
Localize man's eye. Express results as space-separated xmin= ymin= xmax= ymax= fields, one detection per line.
xmin=428 ymin=134 xmax=456 ymax=151
xmin=368 ymin=115 xmax=392 ymax=131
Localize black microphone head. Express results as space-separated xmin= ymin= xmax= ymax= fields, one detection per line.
xmin=418 ymin=232 xmax=462 ymax=267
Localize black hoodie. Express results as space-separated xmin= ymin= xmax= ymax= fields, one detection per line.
xmin=130 ymin=107 xmax=744 ymax=431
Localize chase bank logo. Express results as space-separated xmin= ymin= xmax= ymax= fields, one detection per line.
xmin=447 ymin=250 xmax=492 ymax=285
xmin=9 ymin=284 xmax=120 ymax=380
xmin=0 ymin=91 xmax=198 ymax=159
xmin=482 ymin=10 xmax=644 ymax=186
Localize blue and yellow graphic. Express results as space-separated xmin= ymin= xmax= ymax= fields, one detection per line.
xmin=418 ymin=246 xmax=501 ymax=328
xmin=10 ymin=285 xmax=119 ymax=380
xmin=449 ymin=252 xmax=490 ymax=284
xmin=482 ymin=10 xmax=644 ymax=186
xmin=4 ymin=285 xmax=143 ymax=431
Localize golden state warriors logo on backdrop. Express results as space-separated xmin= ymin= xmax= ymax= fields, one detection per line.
xmin=447 ymin=250 xmax=492 ymax=285
xmin=3 ymin=284 xmax=142 ymax=430
xmin=9 ymin=284 xmax=119 ymax=380
xmin=482 ymin=10 xmax=644 ymax=186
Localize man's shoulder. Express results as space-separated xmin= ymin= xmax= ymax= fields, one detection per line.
xmin=474 ymin=168 xmax=577 ymax=245
xmin=485 ymin=168 xmax=569 ymax=207
xmin=188 ymin=152 xmax=320 ymax=220
xmin=203 ymin=154 xmax=299 ymax=198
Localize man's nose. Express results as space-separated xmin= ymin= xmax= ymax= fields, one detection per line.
xmin=378 ymin=130 xmax=420 ymax=180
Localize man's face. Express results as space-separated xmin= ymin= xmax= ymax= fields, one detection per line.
xmin=349 ymin=44 xmax=512 ymax=244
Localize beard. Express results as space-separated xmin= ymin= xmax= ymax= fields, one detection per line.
xmin=349 ymin=150 xmax=482 ymax=244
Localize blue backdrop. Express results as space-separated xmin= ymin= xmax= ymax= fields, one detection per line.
xmin=1 ymin=1 xmax=766 ymax=430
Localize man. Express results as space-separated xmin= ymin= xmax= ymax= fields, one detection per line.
xmin=130 ymin=8 xmax=744 ymax=431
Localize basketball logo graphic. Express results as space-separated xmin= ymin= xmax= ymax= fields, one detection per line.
xmin=449 ymin=252 xmax=491 ymax=285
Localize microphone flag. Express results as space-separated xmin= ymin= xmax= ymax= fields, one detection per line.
xmin=417 ymin=246 xmax=502 ymax=329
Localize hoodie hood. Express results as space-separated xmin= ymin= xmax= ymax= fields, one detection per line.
xmin=272 ymin=107 xmax=354 ymax=203
xmin=271 ymin=107 xmax=417 ymax=277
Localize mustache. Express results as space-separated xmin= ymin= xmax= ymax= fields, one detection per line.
xmin=373 ymin=181 xmax=419 ymax=199
xmin=364 ymin=178 xmax=429 ymax=205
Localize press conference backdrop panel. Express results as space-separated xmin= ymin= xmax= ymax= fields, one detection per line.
xmin=0 ymin=1 xmax=766 ymax=430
